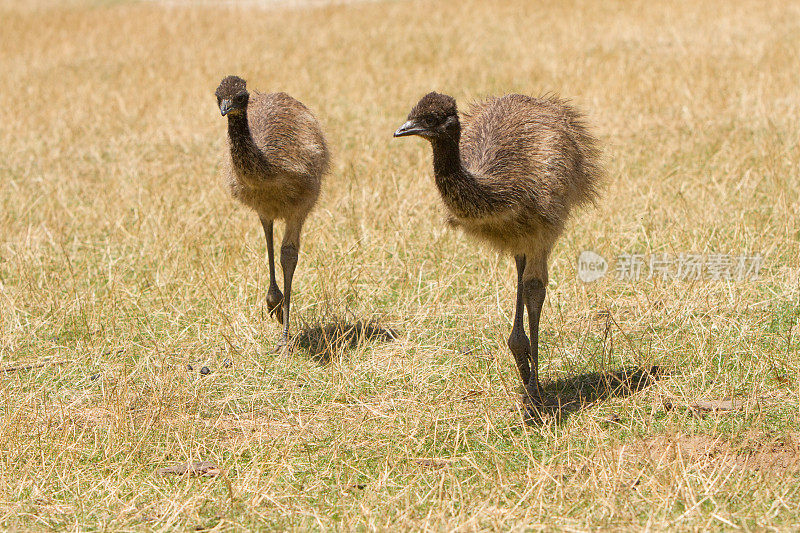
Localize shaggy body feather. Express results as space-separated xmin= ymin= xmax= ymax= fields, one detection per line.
xmin=440 ymin=94 xmax=600 ymax=265
xmin=224 ymin=91 xmax=328 ymax=220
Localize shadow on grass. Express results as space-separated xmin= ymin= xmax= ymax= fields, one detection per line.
xmin=295 ymin=318 xmax=398 ymax=364
xmin=524 ymin=365 xmax=665 ymax=424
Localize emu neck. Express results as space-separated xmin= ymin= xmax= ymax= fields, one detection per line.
xmin=227 ymin=110 xmax=271 ymax=175
xmin=431 ymin=135 xmax=465 ymax=181
xmin=430 ymin=135 xmax=495 ymax=218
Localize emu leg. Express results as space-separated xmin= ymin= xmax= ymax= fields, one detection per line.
xmin=523 ymin=277 xmax=547 ymax=403
xmin=508 ymin=255 xmax=532 ymax=385
xmin=276 ymin=219 xmax=302 ymax=352
xmin=260 ymin=218 xmax=284 ymax=324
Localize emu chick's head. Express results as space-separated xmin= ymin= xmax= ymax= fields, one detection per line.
xmin=215 ymin=75 xmax=249 ymax=117
xmin=394 ymin=92 xmax=458 ymax=141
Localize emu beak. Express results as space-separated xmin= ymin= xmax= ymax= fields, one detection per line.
xmin=219 ymin=99 xmax=233 ymax=117
xmin=393 ymin=120 xmax=425 ymax=138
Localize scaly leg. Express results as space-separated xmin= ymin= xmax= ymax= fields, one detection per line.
xmin=523 ymin=256 xmax=548 ymax=403
xmin=508 ymin=254 xmax=532 ymax=385
xmin=260 ymin=218 xmax=284 ymax=324
xmin=276 ymin=218 xmax=303 ymax=352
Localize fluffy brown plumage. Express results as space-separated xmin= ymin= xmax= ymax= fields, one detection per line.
xmin=395 ymin=91 xmax=602 ymax=403
xmin=216 ymin=75 xmax=329 ymax=351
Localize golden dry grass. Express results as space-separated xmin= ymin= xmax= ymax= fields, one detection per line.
xmin=1 ymin=0 xmax=799 ymax=530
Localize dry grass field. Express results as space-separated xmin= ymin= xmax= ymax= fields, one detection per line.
xmin=1 ymin=0 xmax=799 ymax=530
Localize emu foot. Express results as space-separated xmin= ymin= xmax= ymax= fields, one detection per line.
xmin=266 ymin=288 xmax=284 ymax=325
xmin=523 ymin=381 xmax=546 ymax=407
xmin=507 ymin=331 xmax=532 ymax=386
xmin=272 ymin=336 xmax=293 ymax=355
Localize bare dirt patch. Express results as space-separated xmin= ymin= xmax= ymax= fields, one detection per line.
xmin=156 ymin=460 xmax=221 ymax=477
xmin=42 ymin=406 xmax=118 ymax=431
xmin=625 ymin=433 xmax=800 ymax=474
xmin=69 ymin=407 xmax=116 ymax=428
xmin=209 ymin=411 xmax=329 ymax=442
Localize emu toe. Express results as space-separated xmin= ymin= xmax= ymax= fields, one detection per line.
xmin=273 ymin=337 xmax=293 ymax=355
xmin=266 ymin=288 xmax=284 ymax=325
xmin=524 ymin=382 xmax=546 ymax=407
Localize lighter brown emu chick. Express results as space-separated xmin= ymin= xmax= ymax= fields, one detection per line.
xmin=216 ymin=75 xmax=329 ymax=351
xmin=394 ymin=92 xmax=602 ymax=402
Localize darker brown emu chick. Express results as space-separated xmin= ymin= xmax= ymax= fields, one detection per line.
xmin=394 ymin=92 xmax=601 ymax=403
xmin=216 ymin=75 xmax=329 ymax=351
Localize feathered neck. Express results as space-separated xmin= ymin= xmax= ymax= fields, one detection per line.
xmin=227 ymin=110 xmax=273 ymax=175
xmin=429 ymin=126 xmax=498 ymax=218
xmin=431 ymin=130 xmax=464 ymax=181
